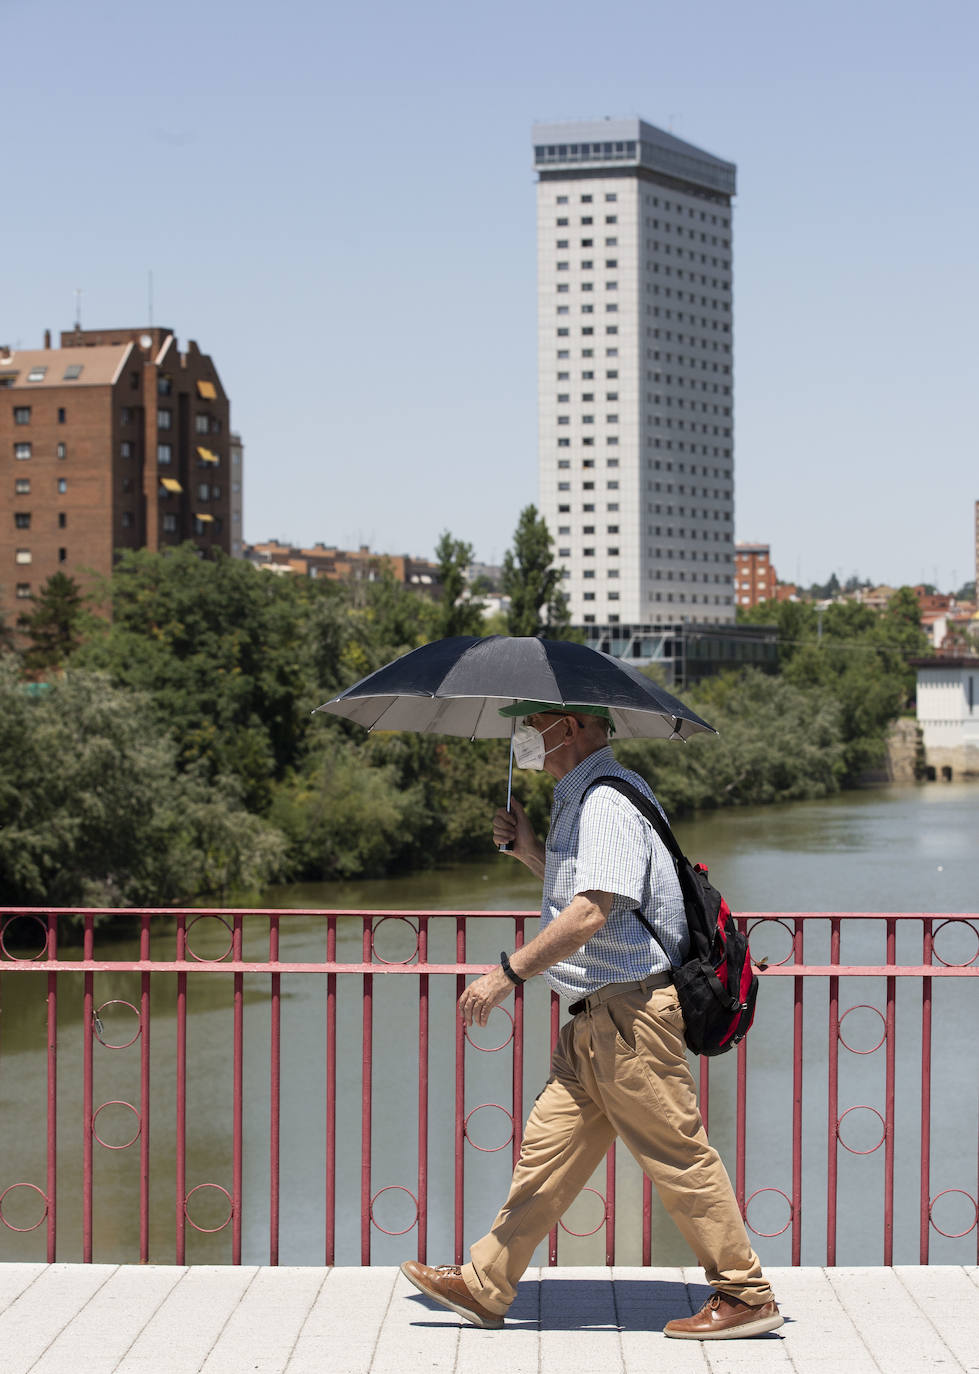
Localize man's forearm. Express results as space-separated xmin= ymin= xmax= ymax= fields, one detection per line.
xmin=507 ymin=891 xmax=611 ymax=981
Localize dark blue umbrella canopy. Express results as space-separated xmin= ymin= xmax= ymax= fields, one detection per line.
xmin=315 ymin=635 xmax=715 ymax=741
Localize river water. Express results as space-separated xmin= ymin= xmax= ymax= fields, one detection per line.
xmin=0 ymin=781 xmax=976 ymax=1270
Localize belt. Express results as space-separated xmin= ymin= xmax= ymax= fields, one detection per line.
xmin=568 ymin=970 xmax=672 ymax=1017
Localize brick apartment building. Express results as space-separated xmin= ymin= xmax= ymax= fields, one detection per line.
xmin=246 ymin=540 xmax=440 ymax=589
xmin=734 ymin=542 xmax=777 ymax=608
xmin=0 ymin=325 xmax=234 ymax=619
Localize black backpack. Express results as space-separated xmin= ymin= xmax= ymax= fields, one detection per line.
xmin=587 ymin=776 xmax=760 ymax=1056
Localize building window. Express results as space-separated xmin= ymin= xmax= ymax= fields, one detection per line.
xmin=15 ymin=584 xmax=31 ymax=599
xmin=58 ymin=548 xmax=67 ymax=562
xmin=15 ymin=479 xmax=30 ymax=495
xmin=121 ymin=511 xmax=134 ymax=528
xmin=121 ymin=442 xmax=133 ymax=458
xmin=15 ymin=549 xmax=31 ymax=564
xmin=26 ymin=366 xmax=47 ymax=383
xmin=13 ymin=407 xmax=30 ymax=425
xmin=197 ymin=483 xmax=210 ymax=501
xmin=14 ymin=442 xmax=31 ymax=460
xmin=605 ymin=193 xmax=617 ymax=202
xmin=57 ymin=442 xmax=66 ymax=459
xmin=163 ymin=514 xmax=178 ymax=533
xmin=158 ymin=409 xmax=172 ymax=430
xmin=58 ymin=512 xmax=66 ymax=528
xmin=63 ymin=364 xmax=83 ymax=381
xmin=195 ymin=414 xmax=210 ymax=434
xmin=58 ymin=408 xmax=66 ymax=424
xmin=158 ymin=375 xmax=172 ymax=396
xmin=120 ymin=407 xmax=132 ymax=425
xmin=14 ymin=513 xmax=30 ymax=529
xmin=57 ymin=478 xmax=67 ymax=494
xmin=157 ymin=444 xmax=172 ymax=465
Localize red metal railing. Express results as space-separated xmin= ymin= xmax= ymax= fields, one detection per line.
xmin=0 ymin=909 xmax=976 ymax=1268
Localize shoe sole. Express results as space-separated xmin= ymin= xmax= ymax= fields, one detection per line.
xmin=665 ymin=1311 xmax=785 ymax=1340
xmin=399 ymin=1263 xmax=504 ymax=1330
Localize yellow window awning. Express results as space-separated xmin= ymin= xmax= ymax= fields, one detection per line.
xmin=195 ymin=512 xmax=215 ymax=523
xmin=197 ymin=380 xmax=217 ymax=400
xmin=160 ymin=478 xmax=182 ymax=493
xmin=197 ymin=446 xmax=219 ymax=464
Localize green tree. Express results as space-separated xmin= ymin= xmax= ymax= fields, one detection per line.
xmin=17 ymin=572 xmax=90 ymax=674
xmin=501 ymin=505 xmax=571 ymax=637
xmin=434 ymin=532 xmax=484 ymax=638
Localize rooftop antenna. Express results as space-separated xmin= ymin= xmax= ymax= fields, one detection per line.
xmin=148 ymin=270 xmax=154 ymax=327
xmin=73 ymin=288 xmax=82 ymax=330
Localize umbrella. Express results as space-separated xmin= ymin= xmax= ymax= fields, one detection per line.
xmin=314 ymin=634 xmax=715 ymax=741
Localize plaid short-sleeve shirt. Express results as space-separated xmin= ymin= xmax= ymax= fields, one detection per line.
xmin=540 ymin=745 xmax=688 ymax=999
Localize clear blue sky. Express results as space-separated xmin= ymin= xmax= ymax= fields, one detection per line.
xmin=5 ymin=0 xmax=977 ymax=591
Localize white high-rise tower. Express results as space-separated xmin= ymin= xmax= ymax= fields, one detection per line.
xmin=534 ymin=118 xmax=737 ymax=630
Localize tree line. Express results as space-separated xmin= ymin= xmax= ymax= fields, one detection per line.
xmin=0 ymin=513 xmax=930 ymax=916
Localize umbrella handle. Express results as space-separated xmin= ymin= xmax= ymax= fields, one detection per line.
xmin=499 ymin=720 xmax=515 ymax=853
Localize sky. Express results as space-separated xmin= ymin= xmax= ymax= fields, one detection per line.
xmin=4 ymin=0 xmax=978 ymax=592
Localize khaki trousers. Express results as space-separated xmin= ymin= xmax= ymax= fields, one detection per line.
xmin=461 ymin=983 xmax=773 ymax=1315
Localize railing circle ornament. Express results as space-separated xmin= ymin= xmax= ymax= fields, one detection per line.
xmin=94 ymin=1000 xmax=142 ymax=1050
xmin=92 ymin=1101 xmax=142 ymax=1151
xmin=836 ymin=1105 xmax=887 ymax=1156
xmin=932 ymin=919 xmax=979 ymax=969
xmin=0 ymin=1183 xmax=48 ymax=1233
xmin=370 ymin=917 xmax=420 ymax=966
xmin=746 ymin=917 xmax=795 ymax=967
xmin=464 ymin=1006 xmax=515 ymax=1053
xmin=184 ymin=1183 xmax=235 ymax=1234
xmin=745 ymin=1187 xmax=794 ymax=1238
xmin=929 ymin=1189 xmax=979 ymax=1239
xmin=838 ymin=1004 xmax=887 ymax=1055
xmin=369 ymin=1185 xmax=419 ymax=1237
xmin=463 ymin=1103 xmax=515 ymax=1153
xmin=184 ymin=914 xmax=234 ymax=964
xmin=0 ymin=914 xmax=48 ymax=962
xmin=558 ymin=1187 xmax=608 ymax=1238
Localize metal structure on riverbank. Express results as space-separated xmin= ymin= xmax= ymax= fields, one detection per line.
xmin=0 ymin=908 xmax=976 ymax=1270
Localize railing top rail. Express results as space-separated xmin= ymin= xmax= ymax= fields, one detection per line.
xmin=1 ymin=908 xmax=977 ymax=921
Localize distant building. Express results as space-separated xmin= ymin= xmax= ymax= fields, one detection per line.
xmin=0 ymin=325 xmax=232 ymax=617
xmin=534 ymin=117 xmax=737 ymax=629
xmin=734 ymin=542 xmax=777 ymax=608
xmin=246 ymin=540 xmax=440 ymax=589
xmin=229 ymin=432 xmax=244 ymax=557
xmin=912 ymin=655 xmax=979 ymax=778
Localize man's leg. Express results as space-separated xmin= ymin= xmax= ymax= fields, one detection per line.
xmin=587 ymin=986 xmax=775 ymax=1308
xmin=460 ymin=1020 xmax=615 ymax=1314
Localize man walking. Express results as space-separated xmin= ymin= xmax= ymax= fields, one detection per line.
xmin=402 ymin=703 xmax=782 ymax=1339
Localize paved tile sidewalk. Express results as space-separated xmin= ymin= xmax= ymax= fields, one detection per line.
xmin=0 ymin=1263 xmax=976 ymax=1374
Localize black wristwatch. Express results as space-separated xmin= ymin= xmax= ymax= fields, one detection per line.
xmin=500 ymin=950 xmax=525 ymax=986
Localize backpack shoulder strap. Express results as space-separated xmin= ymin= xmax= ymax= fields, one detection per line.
xmin=585 ymin=774 xmax=688 ymax=868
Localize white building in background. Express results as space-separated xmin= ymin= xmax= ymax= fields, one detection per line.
xmin=914 ymin=656 xmax=979 ymax=778
xmin=534 ymin=117 xmax=737 ymax=628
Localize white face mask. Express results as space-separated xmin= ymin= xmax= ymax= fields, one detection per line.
xmin=512 ymin=717 xmax=566 ymax=770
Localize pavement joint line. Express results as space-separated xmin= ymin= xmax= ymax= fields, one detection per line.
xmin=196 ymin=1264 xmax=262 ymax=1372
xmin=0 ymin=1264 xmax=47 ymax=1317
xmin=24 ymin=1263 xmax=120 ymax=1374
xmin=891 ymin=1266 xmax=965 ymax=1370
xmin=822 ymin=1268 xmax=890 ymax=1374
xmin=281 ymin=1265 xmax=333 ymax=1373
xmin=368 ymin=1266 xmax=402 ymax=1373
xmin=109 ymin=1266 xmax=191 ymax=1374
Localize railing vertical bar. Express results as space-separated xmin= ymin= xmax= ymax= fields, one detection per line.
xmin=883 ymin=918 xmax=896 ymax=1266
xmin=827 ymin=917 xmax=841 ymax=1266
xmin=139 ymin=913 xmax=151 ymax=1264
xmin=791 ymin=916 xmax=804 ymax=1266
xmin=641 ymin=1175 xmax=652 ymax=1266
xmin=454 ymin=916 xmax=466 ymax=1266
xmin=919 ymin=918 xmax=933 ymax=1264
xmin=232 ymin=914 xmax=244 ymax=1265
xmin=82 ymin=913 xmax=94 ymax=1263
xmin=362 ymin=917 xmax=373 ymax=1266
xmin=46 ymin=912 xmax=57 ymax=1264
xmin=269 ymin=914 xmax=280 ymax=1267
xmin=512 ymin=917 xmax=525 ymax=1165
xmin=417 ymin=916 xmax=429 ymax=1263
xmin=326 ymin=914 xmax=337 ymax=1266
xmin=176 ymin=912 xmax=187 ymax=1265
xmin=548 ymin=990 xmax=560 ymax=1265
xmin=605 ymin=1146 xmax=616 ymax=1265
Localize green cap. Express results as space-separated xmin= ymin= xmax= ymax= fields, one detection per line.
xmin=498 ymin=700 xmax=614 ymax=733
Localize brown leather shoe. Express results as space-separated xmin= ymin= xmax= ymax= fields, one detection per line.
xmin=664 ymin=1292 xmax=783 ymax=1339
xmin=400 ymin=1261 xmax=505 ymax=1329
